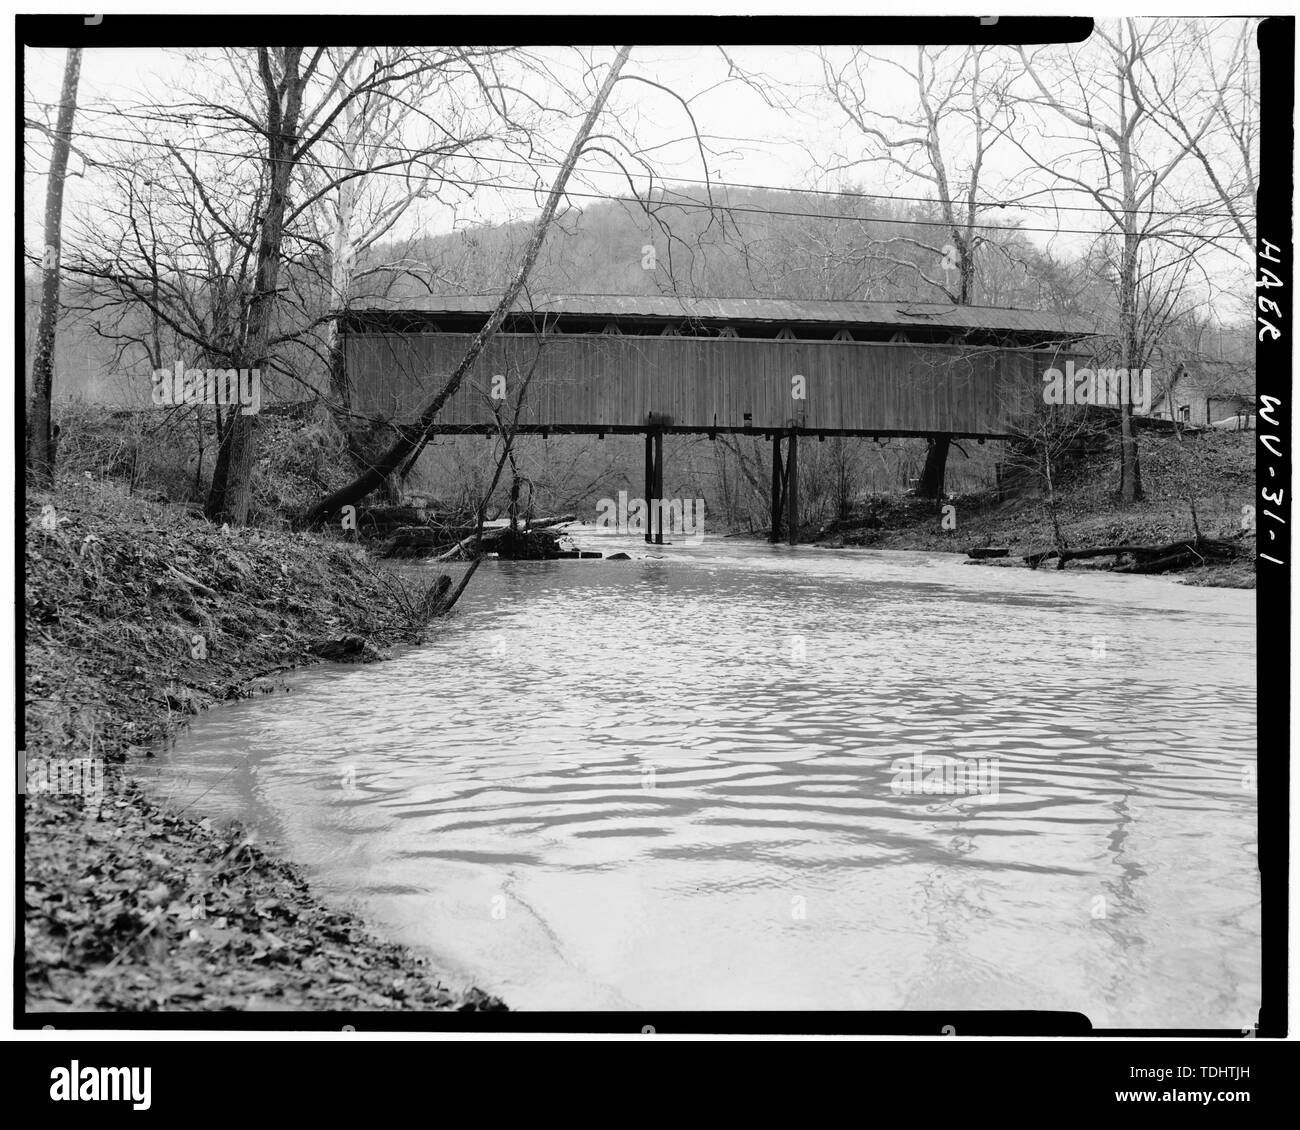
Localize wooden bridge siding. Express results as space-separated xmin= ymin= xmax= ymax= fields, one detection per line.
xmin=345 ymin=332 xmax=1077 ymax=434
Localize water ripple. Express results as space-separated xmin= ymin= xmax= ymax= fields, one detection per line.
xmin=145 ymin=532 xmax=1258 ymax=1023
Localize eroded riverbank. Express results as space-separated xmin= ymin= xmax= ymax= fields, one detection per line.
xmin=24 ymin=482 xmax=504 ymax=1012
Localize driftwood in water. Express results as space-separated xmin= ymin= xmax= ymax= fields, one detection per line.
xmin=379 ymin=513 xmax=578 ymax=561
xmin=492 ymin=526 xmax=565 ymax=559
xmin=429 ymin=515 xmax=576 ymax=561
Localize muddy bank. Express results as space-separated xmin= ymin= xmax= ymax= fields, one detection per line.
xmin=809 ymin=496 xmax=1255 ymax=589
xmin=24 ymin=480 xmax=505 ymax=1012
xmin=801 ymin=432 xmax=1256 ymax=589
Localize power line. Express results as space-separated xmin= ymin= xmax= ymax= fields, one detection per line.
xmin=25 ymin=98 xmax=1243 ymax=223
xmin=27 ymin=124 xmax=1228 ymax=242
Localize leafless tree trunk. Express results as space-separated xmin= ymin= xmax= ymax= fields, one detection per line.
xmin=1116 ymin=152 xmax=1143 ymax=503
xmin=822 ymin=46 xmax=1010 ymax=499
xmin=206 ymin=48 xmax=311 ymax=525
xmin=317 ymin=47 xmax=486 ymax=406
xmin=302 ymin=46 xmax=633 ymax=525
xmin=1015 ymin=21 xmax=1221 ymax=503
xmin=27 ymin=47 xmax=81 ymax=487
xmin=66 ymin=45 xmax=526 ymax=525
xmin=820 ymin=45 xmax=1011 ymax=306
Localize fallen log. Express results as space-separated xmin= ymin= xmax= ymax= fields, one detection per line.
xmin=1113 ymin=550 xmax=1201 ymax=574
xmin=385 ymin=514 xmax=579 ymax=563
xmin=526 ymin=514 xmax=576 ymax=530
xmin=429 ymin=522 xmax=573 ymax=562
xmin=493 ymin=526 xmax=565 ymax=559
xmin=1025 ymin=536 xmax=1239 ymax=572
xmin=431 ymin=532 xmax=482 ymax=562
xmin=1025 ymin=545 xmax=1143 ymax=568
xmin=429 ymin=524 xmax=517 ymax=562
xmin=1114 ymin=540 xmax=1237 ymax=574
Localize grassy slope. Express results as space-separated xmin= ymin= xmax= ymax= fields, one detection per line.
xmin=24 ymin=481 xmax=504 ymax=1012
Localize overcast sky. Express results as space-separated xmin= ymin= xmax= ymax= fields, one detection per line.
xmin=23 ymin=29 xmax=1258 ymax=318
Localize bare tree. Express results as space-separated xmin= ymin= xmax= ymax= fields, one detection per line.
xmin=820 ymin=45 xmax=1015 ymax=498
xmin=63 ymin=45 xmax=541 ymax=524
xmin=821 ymin=45 xmax=1013 ymax=305
xmin=303 ymin=46 xmax=633 ymax=526
xmin=1005 ymin=395 xmax=1106 ymax=560
xmin=1142 ymin=19 xmax=1259 ymax=251
xmin=301 ymin=46 xmax=516 ymax=404
xmin=1014 ymin=20 xmax=1240 ymax=503
xmin=206 ymin=46 xmax=503 ymax=524
xmin=26 ymin=47 xmax=82 ymax=486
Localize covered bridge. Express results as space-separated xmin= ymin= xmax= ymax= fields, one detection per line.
xmin=337 ymin=294 xmax=1097 ymax=542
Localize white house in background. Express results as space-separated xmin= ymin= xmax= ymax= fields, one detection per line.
xmin=1149 ymin=359 xmax=1255 ymax=428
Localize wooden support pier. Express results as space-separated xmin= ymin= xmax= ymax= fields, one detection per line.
xmin=644 ymin=431 xmax=654 ymax=544
xmin=645 ymin=413 xmax=669 ymax=544
xmin=768 ymin=429 xmax=801 ymax=545
xmin=786 ymin=428 xmax=799 ymax=546
xmin=769 ymin=433 xmax=785 ymax=543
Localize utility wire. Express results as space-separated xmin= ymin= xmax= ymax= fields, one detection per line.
xmin=22 ymin=123 xmax=1233 ymax=241
xmin=24 ymin=98 xmax=1243 ymax=223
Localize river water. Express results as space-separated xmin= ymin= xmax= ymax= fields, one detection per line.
xmin=143 ymin=528 xmax=1258 ymax=1025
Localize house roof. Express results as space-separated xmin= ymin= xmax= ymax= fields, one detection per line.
xmin=345 ymin=293 xmax=1097 ymax=339
xmin=1149 ymin=359 xmax=1257 ymax=407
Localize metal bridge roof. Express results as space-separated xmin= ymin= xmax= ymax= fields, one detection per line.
xmin=348 ymin=293 xmax=1096 ymax=339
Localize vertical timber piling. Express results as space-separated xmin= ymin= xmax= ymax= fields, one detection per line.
xmin=769 ymin=432 xmax=785 ymax=543
xmin=786 ymin=428 xmax=799 ymax=546
xmin=644 ymin=431 xmax=654 ymax=544
xmin=653 ymin=430 xmax=665 ymax=544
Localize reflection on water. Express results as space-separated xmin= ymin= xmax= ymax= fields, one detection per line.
xmin=144 ymin=528 xmax=1258 ymax=1023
